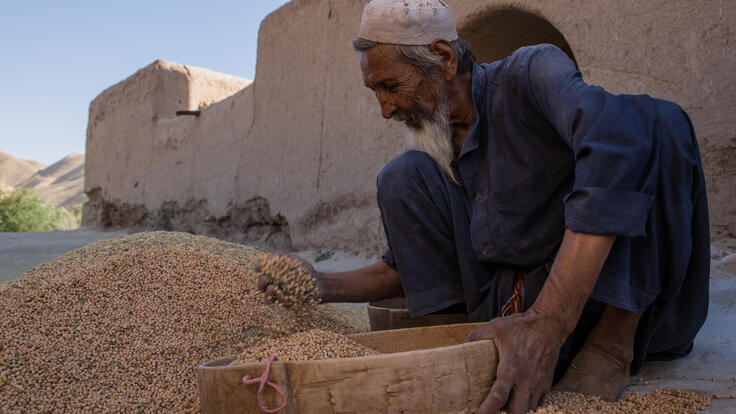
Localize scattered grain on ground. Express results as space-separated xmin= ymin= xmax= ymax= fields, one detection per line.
xmin=531 ymin=389 xmax=711 ymax=413
xmin=0 ymin=232 xmax=359 ymax=413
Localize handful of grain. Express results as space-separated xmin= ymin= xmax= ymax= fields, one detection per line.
xmin=531 ymin=389 xmax=711 ymax=413
xmin=257 ymin=253 xmax=321 ymax=307
xmin=231 ymin=329 xmax=379 ymax=365
xmin=0 ymin=232 xmax=358 ymax=413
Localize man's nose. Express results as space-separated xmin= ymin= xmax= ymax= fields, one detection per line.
xmin=377 ymin=91 xmax=396 ymax=119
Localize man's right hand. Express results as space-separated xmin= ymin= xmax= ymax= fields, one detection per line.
xmin=258 ymin=258 xmax=402 ymax=304
xmin=256 ymin=253 xmax=324 ymax=304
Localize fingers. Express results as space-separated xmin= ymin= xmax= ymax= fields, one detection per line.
xmin=285 ymin=253 xmax=311 ymax=268
xmin=264 ymin=284 xmax=286 ymax=304
xmin=508 ymin=382 xmax=531 ymax=414
xmin=467 ymin=327 xmax=485 ymax=342
xmin=265 ymin=285 xmax=277 ymax=300
xmin=478 ymin=377 xmax=512 ymax=414
xmin=284 ymin=253 xmax=303 ymax=262
xmin=467 ymin=322 xmax=495 ymax=342
xmin=472 ymin=312 xmax=558 ymax=414
xmin=258 ymin=253 xmax=314 ymax=305
xmin=529 ymin=389 xmax=546 ymax=411
xmin=478 ymin=381 xmax=534 ymax=414
xmin=257 ymin=275 xmax=271 ymax=291
xmin=529 ymin=366 xmax=553 ymax=410
xmin=467 ymin=317 xmax=509 ymax=343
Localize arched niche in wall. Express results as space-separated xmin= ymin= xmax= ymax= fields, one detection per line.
xmin=459 ymin=8 xmax=577 ymax=68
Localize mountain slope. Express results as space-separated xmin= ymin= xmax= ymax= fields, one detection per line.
xmin=20 ymin=153 xmax=86 ymax=209
xmin=0 ymin=151 xmax=45 ymax=189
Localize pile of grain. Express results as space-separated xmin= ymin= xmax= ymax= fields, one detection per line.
xmin=231 ymin=329 xmax=379 ymax=364
xmin=532 ymin=389 xmax=711 ymax=413
xmin=0 ymin=232 xmax=358 ymax=413
xmin=256 ymin=253 xmax=320 ymax=307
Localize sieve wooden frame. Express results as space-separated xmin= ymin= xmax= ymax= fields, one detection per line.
xmin=198 ymin=322 xmax=497 ymax=414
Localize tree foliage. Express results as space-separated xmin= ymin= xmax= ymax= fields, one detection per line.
xmin=0 ymin=189 xmax=80 ymax=232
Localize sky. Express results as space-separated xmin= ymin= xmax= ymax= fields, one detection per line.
xmin=0 ymin=0 xmax=290 ymax=166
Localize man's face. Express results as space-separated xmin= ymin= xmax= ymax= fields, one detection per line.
xmin=360 ymin=43 xmax=457 ymax=182
xmin=360 ymin=44 xmax=442 ymax=129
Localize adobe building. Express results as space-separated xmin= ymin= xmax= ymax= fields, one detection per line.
xmin=84 ymin=0 xmax=736 ymax=253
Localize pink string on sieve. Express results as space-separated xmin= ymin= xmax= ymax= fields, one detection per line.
xmin=242 ymin=354 xmax=287 ymax=413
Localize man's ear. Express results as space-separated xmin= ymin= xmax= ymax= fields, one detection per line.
xmin=430 ymin=39 xmax=458 ymax=81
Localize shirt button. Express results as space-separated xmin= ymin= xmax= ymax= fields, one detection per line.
xmin=475 ymin=193 xmax=482 ymax=202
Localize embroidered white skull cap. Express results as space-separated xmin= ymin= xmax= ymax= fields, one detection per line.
xmin=358 ymin=0 xmax=459 ymax=45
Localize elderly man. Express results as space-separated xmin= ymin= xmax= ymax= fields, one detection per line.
xmin=261 ymin=0 xmax=710 ymax=412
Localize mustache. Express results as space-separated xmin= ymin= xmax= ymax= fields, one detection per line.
xmin=392 ymin=110 xmax=434 ymax=127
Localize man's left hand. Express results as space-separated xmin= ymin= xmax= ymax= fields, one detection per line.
xmin=467 ymin=309 xmax=566 ymax=414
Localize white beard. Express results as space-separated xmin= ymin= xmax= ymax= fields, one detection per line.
xmin=401 ymin=94 xmax=459 ymax=184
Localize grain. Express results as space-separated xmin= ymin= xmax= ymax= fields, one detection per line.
xmin=532 ymin=389 xmax=711 ymax=413
xmin=256 ymin=253 xmax=320 ymax=307
xmin=231 ymin=329 xmax=379 ymax=364
xmin=0 ymin=231 xmax=359 ymax=413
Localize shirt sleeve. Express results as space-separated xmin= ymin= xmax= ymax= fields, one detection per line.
xmin=516 ymin=44 xmax=655 ymax=237
xmin=381 ymin=248 xmax=397 ymax=269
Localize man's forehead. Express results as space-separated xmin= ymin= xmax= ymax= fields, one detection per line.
xmin=360 ymin=44 xmax=401 ymax=80
xmin=361 ymin=44 xmax=398 ymax=66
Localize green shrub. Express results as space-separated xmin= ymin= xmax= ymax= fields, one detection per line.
xmin=49 ymin=205 xmax=80 ymax=231
xmin=72 ymin=203 xmax=83 ymax=224
xmin=0 ymin=189 xmax=80 ymax=232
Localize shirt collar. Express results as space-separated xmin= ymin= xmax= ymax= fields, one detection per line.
xmin=471 ymin=62 xmax=485 ymax=108
xmin=459 ymin=63 xmax=486 ymax=158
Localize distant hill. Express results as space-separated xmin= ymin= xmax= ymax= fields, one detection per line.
xmin=19 ymin=153 xmax=86 ymax=209
xmin=0 ymin=151 xmax=45 ymax=189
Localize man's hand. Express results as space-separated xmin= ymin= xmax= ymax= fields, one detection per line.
xmin=468 ymin=229 xmax=616 ymax=413
xmin=258 ymin=258 xmax=402 ymax=304
xmin=468 ymin=309 xmax=566 ymax=414
xmin=256 ymin=254 xmax=324 ymax=304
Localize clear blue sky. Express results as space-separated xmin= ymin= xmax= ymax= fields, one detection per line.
xmin=0 ymin=0 xmax=290 ymax=165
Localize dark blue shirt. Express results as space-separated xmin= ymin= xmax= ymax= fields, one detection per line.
xmin=456 ymin=44 xmax=707 ymax=313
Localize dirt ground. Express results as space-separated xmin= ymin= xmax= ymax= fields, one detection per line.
xmin=0 ymin=228 xmax=130 ymax=282
xmin=1 ymin=229 xmax=734 ymax=412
